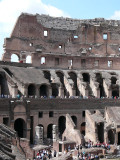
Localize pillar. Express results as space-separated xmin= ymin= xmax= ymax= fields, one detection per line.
xmin=58 ymin=87 xmax=64 ymax=98
xmin=12 ymin=85 xmax=18 ymax=98
xmin=52 ymin=125 xmax=58 ymax=142
xmin=48 ymin=87 xmax=52 ymax=97
xmin=36 ymin=85 xmax=40 ymax=98
xmin=34 ymin=126 xmax=43 ymax=144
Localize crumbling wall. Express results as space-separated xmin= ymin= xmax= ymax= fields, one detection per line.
xmin=62 ymin=114 xmax=83 ymax=144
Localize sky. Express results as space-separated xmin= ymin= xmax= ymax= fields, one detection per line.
xmin=0 ymin=0 xmax=120 ymax=60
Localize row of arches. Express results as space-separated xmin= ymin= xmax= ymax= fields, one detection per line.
xmin=11 ymin=54 xmax=32 ymax=63
xmin=13 ymin=116 xmax=86 ymax=139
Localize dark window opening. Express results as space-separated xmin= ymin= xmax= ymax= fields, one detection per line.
xmin=82 ymin=111 xmax=85 ymax=117
xmin=39 ymin=112 xmax=43 ymax=118
xmin=3 ymin=117 xmax=9 ymax=126
xmin=49 ymin=111 xmax=54 ymax=117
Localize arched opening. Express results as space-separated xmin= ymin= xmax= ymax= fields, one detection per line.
xmin=56 ymin=71 xmax=68 ymax=97
xmin=118 ymin=132 xmax=120 ymax=145
xmin=40 ymin=84 xmax=48 ymax=97
xmin=68 ymin=72 xmax=80 ymax=96
xmin=108 ymin=129 xmax=115 ymax=144
xmin=28 ymin=84 xmax=36 ymax=97
xmin=14 ymin=118 xmax=26 ymax=138
xmin=96 ymin=73 xmax=105 ymax=98
xmin=43 ymin=71 xmax=51 ymax=83
xmin=111 ymin=77 xmax=117 ymax=85
xmin=97 ymin=122 xmax=104 ymax=143
xmin=81 ymin=122 xmax=86 ymax=136
xmin=82 ymin=73 xmax=90 ymax=83
xmin=71 ymin=116 xmax=77 ymax=127
xmin=26 ymin=55 xmax=32 ymax=63
xmin=58 ymin=116 xmax=66 ymax=138
xmin=11 ymin=54 xmax=19 ymax=62
xmin=52 ymin=84 xmax=59 ymax=97
xmin=38 ymin=124 xmax=44 ymax=139
xmin=47 ymin=124 xmax=53 ymax=139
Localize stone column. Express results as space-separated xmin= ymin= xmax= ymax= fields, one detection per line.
xmin=104 ymin=130 xmax=108 ymax=143
xmin=34 ymin=126 xmax=43 ymax=144
xmin=52 ymin=125 xmax=58 ymax=142
xmin=58 ymin=87 xmax=64 ymax=98
xmin=22 ymin=85 xmax=28 ymax=97
xmin=12 ymin=85 xmax=18 ymax=98
xmin=71 ymin=88 xmax=76 ymax=96
xmin=48 ymin=87 xmax=52 ymax=97
xmin=36 ymin=85 xmax=40 ymax=98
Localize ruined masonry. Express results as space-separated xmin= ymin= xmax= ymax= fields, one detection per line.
xmin=0 ymin=13 xmax=120 ymax=158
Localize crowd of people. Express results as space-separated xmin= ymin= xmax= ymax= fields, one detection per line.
xmin=34 ymin=149 xmax=57 ymax=160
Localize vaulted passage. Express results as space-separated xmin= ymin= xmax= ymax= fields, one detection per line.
xmin=47 ymin=124 xmax=53 ymax=139
xmin=96 ymin=73 xmax=105 ymax=97
xmin=108 ymin=129 xmax=115 ymax=144
xmin=52 ymin=83 xmax=59 ymax=97
xmin=71 ymin=116 xmax=77 ymax=127
xmin=97 ymin=122 xmax=104 ymax=143
xmin=56 ymin=71 xmax=67 ymax=96
xmin=14 ymin=118 xmax=26 ymax=138
xmin=82 ymin=73 xmax=90 ymax=83
xmin=81 ymin=122 xmax=86 ymax=136
xmin=28 ymin=84 xmax=36 ymax=96
xmin=68 ymin=72 xmax=80 ymax=96
xmin=58 ymin=116 xmax=66 ymax=138
xmin=43 ymin=70 xmax=51 ymax=83
xmin=40 ymin=84 xmax=48 ymax=97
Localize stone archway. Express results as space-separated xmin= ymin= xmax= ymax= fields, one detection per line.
xmin=28 ymin=84 xmax=36 ymax=97
xmin=39 ymin=84 xmax=48 ymax=97
xmin=11 ymin=53 xmax=19 ymax=62
xmin=14 ymin=118 xmax=26 ymax=138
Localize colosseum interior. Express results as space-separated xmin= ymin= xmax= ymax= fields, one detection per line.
xmin=1 ymin=13 xmax=120 ymax=159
